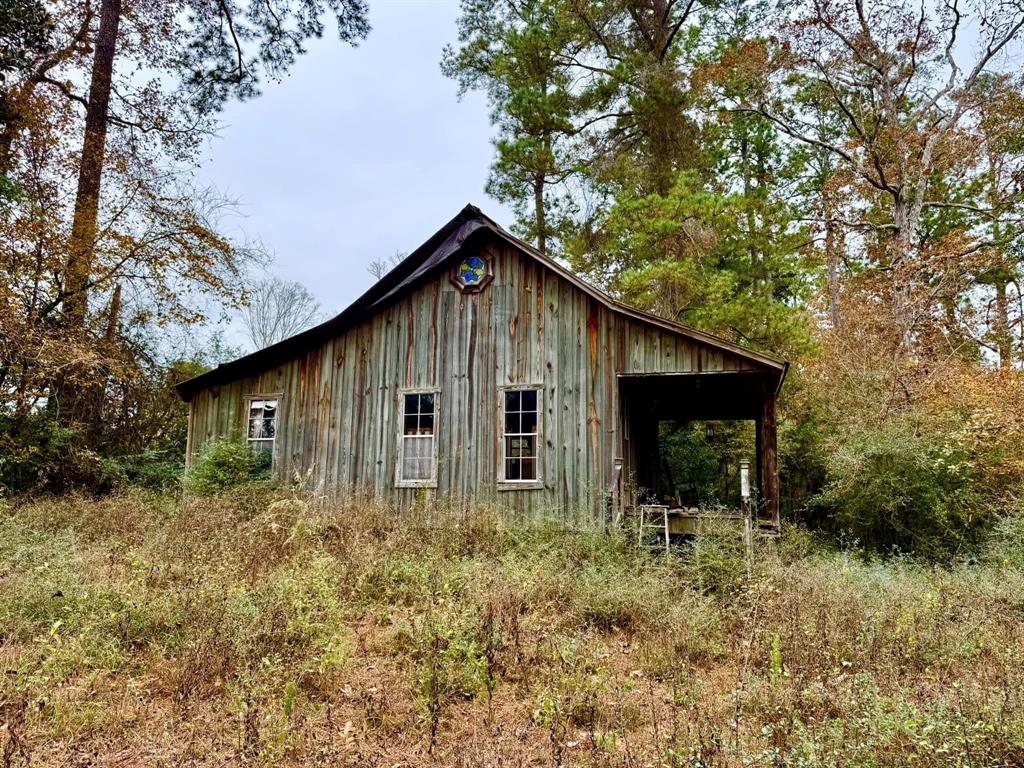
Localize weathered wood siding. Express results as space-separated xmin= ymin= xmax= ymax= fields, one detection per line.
xmin=187 ymin=237 xmax=763 ymax=517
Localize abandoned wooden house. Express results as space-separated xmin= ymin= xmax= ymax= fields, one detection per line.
xmin=176 ymin=205 xmax=787 ymax=526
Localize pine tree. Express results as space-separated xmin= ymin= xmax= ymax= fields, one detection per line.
xmin=443 ymin=0 xmax=581 ymax=253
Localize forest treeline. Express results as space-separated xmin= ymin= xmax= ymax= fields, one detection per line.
xmin=443 ymin=0 xmax=1024 ymax=556
xmin=2 ymin=0 xmax=1024 ymax=557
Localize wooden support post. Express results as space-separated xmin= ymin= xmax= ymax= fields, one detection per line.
xmin=759 ymin=391 xmax=780 ymax=528
xmin=611 ymin=457 xmax=623 ymax=526
xmin=185 ymin=401 xmax=195 ymax=468
xmin=743 ymin=513 xmax=753 ymax=577
xmin=740 ymin=458 xmax=753 ymax=574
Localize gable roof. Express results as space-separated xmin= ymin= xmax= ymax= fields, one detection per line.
xmin=176 ymin=204 xmax=787 ymax=401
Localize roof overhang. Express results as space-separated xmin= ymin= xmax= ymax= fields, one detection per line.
xmin=617 ymin=364 xmax=789 ymax=397
xmin=177 ymin=205 xmax=788 ymax=401
xmin=618 ymin=369 xmax=785 ymax=421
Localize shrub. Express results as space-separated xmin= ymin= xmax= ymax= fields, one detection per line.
xmin=0 ymin=414 xmax=185 ymax=495
xmin=112 ymin=450 xmax=184 ymax=490
xmin=0 ymin=413 xmax=120 ymax=494
xmin=682 ymin=519 xmax=750 ymax=595
xmin=567 ymin=561 xmax=668 ymax=631
xmin=775 ymin=522 xmax=822 ymax=563
xmin=808 ymin=424 xmax=986 ymax=558
xmin=183 ymin=439 xmax=271 ymax=495
xmin=988 ymin=496 xmax=1024 ymax=569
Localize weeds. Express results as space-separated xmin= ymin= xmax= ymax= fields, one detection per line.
xmin=1 ymin=490 xmax=1022 ymax=765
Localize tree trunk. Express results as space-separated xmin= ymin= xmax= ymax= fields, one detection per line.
xmin=993 ymin=280 xmax=1012 ymax=368
xmin=889 ymin=189 xmax=925 ymax=351
xmin=985 ymin=159 xmax=1013 ymax=368
xmin=825 ymin=220 xmax=842 ymax=329
xmin=534 ymin=174 xmax=547 ymax=254
xmin=63 ymin=0 xmax=122 ymax=328
xmin=53 ymin=0 xmax=121 ymax=425
xmin=822 ymin=182 xmax=843 ymax=329
xmin=104 ymin=282 xmax=122 ymax=341
xmin=0 ymin=101 xmax=23 ymax=175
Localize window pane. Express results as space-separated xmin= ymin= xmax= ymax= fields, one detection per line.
xmin=520 ymin=410 xmax=537 ymax=434
xmin=407 ymin=436 xmax=431 ymax=458
xmin=251 ymin=439 xmax=273 ymax=454
xmin=249 ymin=400 xmax=264 ymax=416
xmin=403 ymin=457 xmax=431 ymax=480
xmin=505 ymin=458 xmax=520 ymax=481
xmin=263 ymin=400 xmax=277 ymax=416
xmin=248 ymin=418 xmax=262 ymax=439
xmin=420 ymin=393 xmax=435 ymax=414
xmin=505 ymin=411 xmax=520 ymax=434
xmin=520 ymin=457 xmax=536 ymax=481
xmin=419 ymin=412 xmax=434 ymax=434
xmin=521 ymin=389 xmax=537 ymax=412
xmin=505 ymin=390 xmax=520 ymax=411
xmin=404 ymin=413 xmax=419 ymax=434
xmin=520 ymin=435 xmax=536 ymax=458
xmin=416 ymin=458 xmax=431 ymax=480
xmin=401 ymin=454 xmax=418 ymax=479
xmin=508 ymin=435 xmax=535 ymax=458
xmin=262 ymin=418 xmax=275 ymax=439
xmin=402 ymin=436 xmax=433 ymax=480
xmin=405 ymin=393 xmax=419 ymax=416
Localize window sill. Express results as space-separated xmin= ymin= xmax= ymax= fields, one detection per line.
xmin=497 ymin=481 xmax=545 ymax=491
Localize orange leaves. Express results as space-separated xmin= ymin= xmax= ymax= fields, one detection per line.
xmin=691 ymin=39 xmax=772 ymax=102
xmin=919 ymin=365 xmax=1024 ymax=494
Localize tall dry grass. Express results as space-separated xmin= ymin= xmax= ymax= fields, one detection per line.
xmin=1 ymin=488 xmax=1022 ymax=766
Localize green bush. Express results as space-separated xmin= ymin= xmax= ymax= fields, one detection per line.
xmin=659 ymin=420 xmax=756 ymax=508
xmin=183 ymin=439 xmax=271 ymax=495
xmin=682 ymin=519 xmax=750 ymax=594
xmin=775 ymin=522 xmax=824 ymax=563
xmin=0 ymin=414 xmax=184 ymax=495
xmin=808 ymin=424 xmax=987 ymax=559
xmin=0 ymin=413 xmax=119 ymax=494
xmin=988 ymin=497 xmax=1024 ymax=569
xmin=112 ymin=450 xmax=185 ymax=490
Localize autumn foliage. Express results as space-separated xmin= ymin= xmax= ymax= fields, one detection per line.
xmin=1 ymin=0 xmax=1023 ymax=559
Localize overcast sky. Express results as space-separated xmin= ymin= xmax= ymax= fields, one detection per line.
xmin=195 ymin=0 xmax=513 ymax=339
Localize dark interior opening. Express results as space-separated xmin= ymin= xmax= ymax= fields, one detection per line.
xmin=619 ymin=371 xmax=779 ymax=524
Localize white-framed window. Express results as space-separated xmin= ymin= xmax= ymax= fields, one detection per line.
xmin=247 ymin=397 xmax=279 ymax=461
xmin=397 ymin=390 xmax=438 ymax=487
xmin=500 ymin=386 xmax=541 ymax=485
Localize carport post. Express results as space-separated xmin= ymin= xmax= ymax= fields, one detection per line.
xmin=758 ymin=391 xmax=780 ymax=527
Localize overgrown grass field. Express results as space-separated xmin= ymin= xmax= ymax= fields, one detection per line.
xmin=1 ymin=490 xmax=1023 ymax=766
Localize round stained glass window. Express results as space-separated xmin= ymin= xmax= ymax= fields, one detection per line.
xmin=451 ymin=253 xmax=493 ymax=293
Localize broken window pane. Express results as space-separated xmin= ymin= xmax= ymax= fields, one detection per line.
xmin=246 ymin=398 xmax=279 ymax=463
